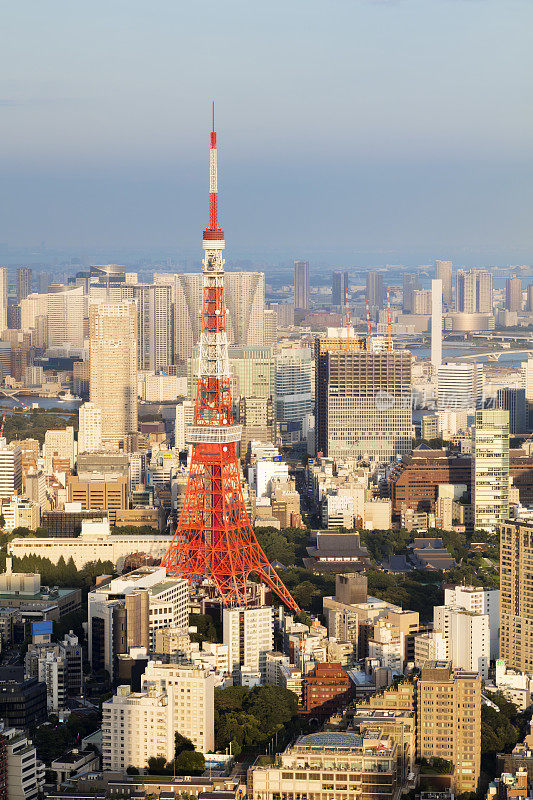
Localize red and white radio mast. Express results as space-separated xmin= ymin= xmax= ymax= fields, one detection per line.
xmin=162 ymin=105 xmax=298 ymax=612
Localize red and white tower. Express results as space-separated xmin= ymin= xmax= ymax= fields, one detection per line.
xmin=162 ymin=105 xmax=299 ymax=612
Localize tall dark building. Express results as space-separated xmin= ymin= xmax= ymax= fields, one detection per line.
xmin=16 ymin=268 xmax=32 ymax=303
xmin=402 ymin=273 xmax=420 ymax=313
xmin=0 ymin=669 xmax=47 ymax=730
xmin=506 ymin=276 xmax=522 ymax=312
xmin=497 ymin=387 xmax=527 ymax=435
xmin=332 ymin=271 xmax=349 ymax=307
xmin=366 ymin=271 xmax=383 ymax=308
xmin=294 ymin=260 xmax=309 ymax=310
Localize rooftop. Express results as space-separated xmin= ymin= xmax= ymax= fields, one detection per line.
xmin=296 ymin=732 xmax=364 ymax=749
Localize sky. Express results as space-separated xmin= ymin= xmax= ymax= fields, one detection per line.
xmin=0 ymin=0 xmax=532 ymax=266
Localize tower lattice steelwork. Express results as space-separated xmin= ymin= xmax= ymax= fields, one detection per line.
xmin=162 ymin=106 xmax=299 ymax=612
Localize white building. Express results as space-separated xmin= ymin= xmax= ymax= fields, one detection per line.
xmin=274 ymin=347 xmax=314 ymax=428
xmin=431 ymin=278 xmax=442 ymax=371
xmin=492 ymin=659 xmax=533 ymax=710
xmin=437 ymin=362 xmax=482 ymax=411
xmin=175 ymin=400 xmax=195 ymax=452
xmin=434 ymin=605 xmax=490 ymax=679
xmin=472 ymin=410 xmax=509 ymax=532
xmin=47 ymin=286 xmax=87 ymax=349
xmin=102 ymin=685 xmax=175 ymax=770
xmin=368 ymin=620 xmax=403 ymax=672
xmin=44 ymin=426 xmax=75 ymax=475
xmin=0 ymin=440 xmax=22 ymax=501
xmin=141 ymin=661 xmax=215 ymax=753
xmin=78 ymin=403 xmax=102 ymax=454
xmin=38 ymin=652 xmax=67 ymax=713
xmin=444 ymin=585 xmax=500 ymax=660
xmin=413 ymin=630 xmax=447 ymax=668
xmin=248 ymin=456 xmax=289 ymax=499
xmin=223 ymin=606 xmax=274 ymax=683
xmin=2 ymin=726 xmax=44 ymax=800
xmin=1 ymin=495 xmax=40 ymax=533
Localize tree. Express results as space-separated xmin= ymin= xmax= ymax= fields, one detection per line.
xmin=174 ymin=733 xmax=195 ymax=757
xmin=174 ymin=750 xmax=205 ymax=775
xmin=147 ymin=756 xmax=169 ymax=775
xmin=126 ymin=765 xmax=139 ymax=775
xmin=0 ymin=513 xmax=5 ymax=529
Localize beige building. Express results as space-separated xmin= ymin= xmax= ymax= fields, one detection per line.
xmin=417 ymin=661 xmax=481 ymax=795
xmin=500 ymin=520 xmax=533 ymax=672
xmin=352 ymin=707 xmax=416 ymax=780
xmin=1 ymin=495 xmax=40 ymax=532
xmin=413 ymin=630 xmax=447 ymax=668
xmin=78 ymin=403 xmax=102 ymax=454
xmin=472 ymin=410 xmax=509 ymax=532
xmin=248 ymin=730 xmax=398 ymax=800
xmin=141 ymin=662 xmax=215 ymax=753
xmin=44 ymin=427 xmax=75 ymax=474
xmin=89 ymin=302 xmax=138 ymax=449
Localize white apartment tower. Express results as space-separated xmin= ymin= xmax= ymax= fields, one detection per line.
xmin=0 ymin=267 xmax=7 ymax=332
xmin=47 ymin=286 xmax=87 ymax=349
xmin=437 ymin=362 xmax=482 ymax=411
xmin=78 ymin=402 xmax=103 ymax=454
xmin=223 ymin=606 xmax=274 ymax=683
xmin=472 ymin=410 xmax=509 ymax=532
xmin=434 ymin=605 xmax=490 ymax=680
xmin=0 ymin=440 xmax=22 ymax=501
xmin=431 ymin=279 xmax=442 ymax=371
xmin=89 ymin=302 xmax=138 ymax=449
xmin=444 ymin=585 xmax=500 ymax=659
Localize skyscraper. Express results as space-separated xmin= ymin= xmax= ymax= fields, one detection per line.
xmin=275 ymin=347 xmax=314 ymax=427
xmin=402 ymin=273 xmax=420 ymax=313
xmin=431 ymin=279 xmax=442 ymax=371
xmin=437 ymin=362 xmax=482 ymax=411
xmin=332 ymin=270 xmax=349 ymax=307
xmin=500 ymin=519 xmax=533 ymax=671
xmin=497 ymin=387 xmax=527 ymax=434
xmin=78 ymin=403 xmax=103 ymax=454
xmin=0 ymin=267 xmax=7 ymax=333
xmin=16 ymin=267 xmax=32 ymax=303
xmin=434 ymin=260 xmax=452 ymax=306
xmin=527 ymin=284 xmax=533 ymax=312
xmin=89 ymin=302 xmax=138 ymax=449
xmin=47 ymin=286 xmax=86 ymax=349
xmin=472 ymin=410 xmax=509 ymax=532
xmin=366 ymin=270 xmax=383 ymax=308
xmin=455 ymin=269 xmax=493 ymax=313
xmin=506 ymin=275 xmax=522 ymax=312
xmin=294 ymin=260 xmax=309 ymax=310
xmin=315 ymin=334 xmax=411 ymax=461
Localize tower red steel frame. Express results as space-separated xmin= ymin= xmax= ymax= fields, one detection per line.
xmin=162 ymin=105 xmax=299 ymax=612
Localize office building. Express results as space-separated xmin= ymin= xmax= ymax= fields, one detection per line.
xmin=332 ymin=270 xmax=349 ymax=307
xmin=421 ymin=414 xmax=438 ymax=441
xmin=431 ymin=278 xmax=442 ymax=370
xmin=0 ymin=268 xmax=7 ymax=333
xmin=0 ymin=670 xmax=47 ymax=730
xmin=47 ymin=285 xmax=86 ymax=349
xmin=366 ymin=270 xmax=383 ymax=308
xmin=506 ymin=276 xmax=522 ymax=312
xmin=497 ymin=388 xmax=527 ymax=435
xmin=16 ymin=268 xmax=32 ymax=304
xmin=238 ymin=395 xmax=274 ymax=452
xmin=223 ymin=606 xmax=274 ymax=683
xmin=43 ymin=426 xmax=75 ymax=475
xmin=413 ymin=630 xmax=447 ymax=667
xmin=412 ymin=289 xmax=432 ymax=315
xmin=435 ymin=260 xmax=453 ymax=306
xmin=527 ymin=284 xmax=533 ymax=312
xmin=175 ymin=399 xmax=195 ymax=452
xmin=275 ymin=347 xmax=314 ymax=428
xmin=472 ymin=410 xmax=509 ymax=532
xmin=141 ymin=662 xmax=215 ymax=753
xmin=315 ymin=333 xmax=412 ymax=461
xmin=89 ymin=302 xmax=138 ymax=449
xmin=189 ymin=344 xmax=274 ymax=413
xmin=433 ymin=605 xmax=489 ymax=679
xmin=500 ymin=520 xmax=533 ymax=672
xmin=437 ymin=361 xmax=482 ymax=411
xmin=263 ymin=308 xmax=277 ymax=346
xmin=0 ymin=727 xmax=44 ymax=800
xmin=0 ymin=441 xmax=22 ymax=501
xmin=88 ymin=566 xmax=189 ymax=679
xmin=155 ymin=271 xmax=265 ymax=363
xmin=249 ymin=730 xmax=399 ymax=800
xmin=1 ymin=496 xmax=40 ymax=533
xmin=456 ymin=269 xmax=493 ymax=313
xmin=294 ymin=260 xmax=309 ymax=310
xmin=67 ymin=473 xmax=127 ymax=525
xmin=402 ymin=272 xmax=420 ymax=313
xmin=417 ymin=662 xmax=481 ymax=795
xmin=444 ymin=584 xmax=500 ymax=659
xmin=78 ymin=402 xmax=103 ymax=453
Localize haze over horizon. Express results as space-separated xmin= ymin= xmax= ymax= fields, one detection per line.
xmin=1 ymin=0 xmax=532 ymax=266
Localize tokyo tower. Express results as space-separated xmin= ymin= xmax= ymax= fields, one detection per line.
xmin=162 ymin=105 xmax=299 ymax=613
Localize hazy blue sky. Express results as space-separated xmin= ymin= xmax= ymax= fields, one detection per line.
xmin=1 ymin=0 xmax=532 ymax=264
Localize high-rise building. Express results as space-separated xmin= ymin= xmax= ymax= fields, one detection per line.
xmin=129 ymin=284 xmax=172 ymax=371
xmin=416 ymin=662 xmax=481 ymax=795
xmin=0 ymin=268 xmax=7 ymax=333
xmin=527 ymin=284 xmax=533 ymax=312
xmin=1 ymin=726 xmax=44 ymax=800
xmin=188 ymin=345 xmax=274 ymax=412
xmin=437 ymin=362 xmax=482 ymax=411
xmin=500 ymin=520 xmax=533 ymax=671
xmin=89 ymin=302 xmax=138 ymax=449
xmin=47 ymin=286 xmax=86 ymax=349
xmin=431 ymin=279 xmax=442 ymax=371
xmin=43 ymin=427 xmax=75 ymax=475
xmin=315 ymin=334 xmax=411 ymax=461
xmin=223 ymin=606 xmax=274 ymax=683
xmin=444 ymin=584 xmax=500 ymax=660
xmin=433 ymin=605 xmax=490 ymax=679
xmin=155 ymin=271 xmax=265 ymax=363
xmin=506 ymin=276 xmax=522 ymax=312
xmin=402 ymin=273 xmax=420 ymax=313
xmin=412 ymin=289 xmax=432 ymax=315
xmin=497 ymin=388 xmax=527 ymax=435
xmin=294 ymin=260 xmax=309 ymax=310
xmin=472 ymin=410 xmax=509 ymax=532
xmin=263 ymin=308 xmax=277 ymax=346
xmin=455 ymin=269 xmax=493 ymax=313
xmin=332 ymin=271 xmax=349 ymax=307
xmin=0 ymin=441 xmax=22 ymax=501
xmin=366 ymin=271 xmax=383 ymax=309
xmin=275 ymin=347 xmax=314 ymax=428
xmin=434 ymin=260 xmax=452 ymax=306
xmin=78 ymin=403 xmax=103 ymax=454
xmin=16 ymin=268 xmax=32 ymax=304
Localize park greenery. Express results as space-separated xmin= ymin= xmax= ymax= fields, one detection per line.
xmin=4 ymin=409 xmax=78 ymax=445
xmin=146 ymin=733 xmax=205 ymax=776
xmin=480 ymin=690 xmax=531 ymax=782
xmin=32 ymin=712 xmax=100 ymax=764
xmin=214 ymin=684 xmax=300 ymax=755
